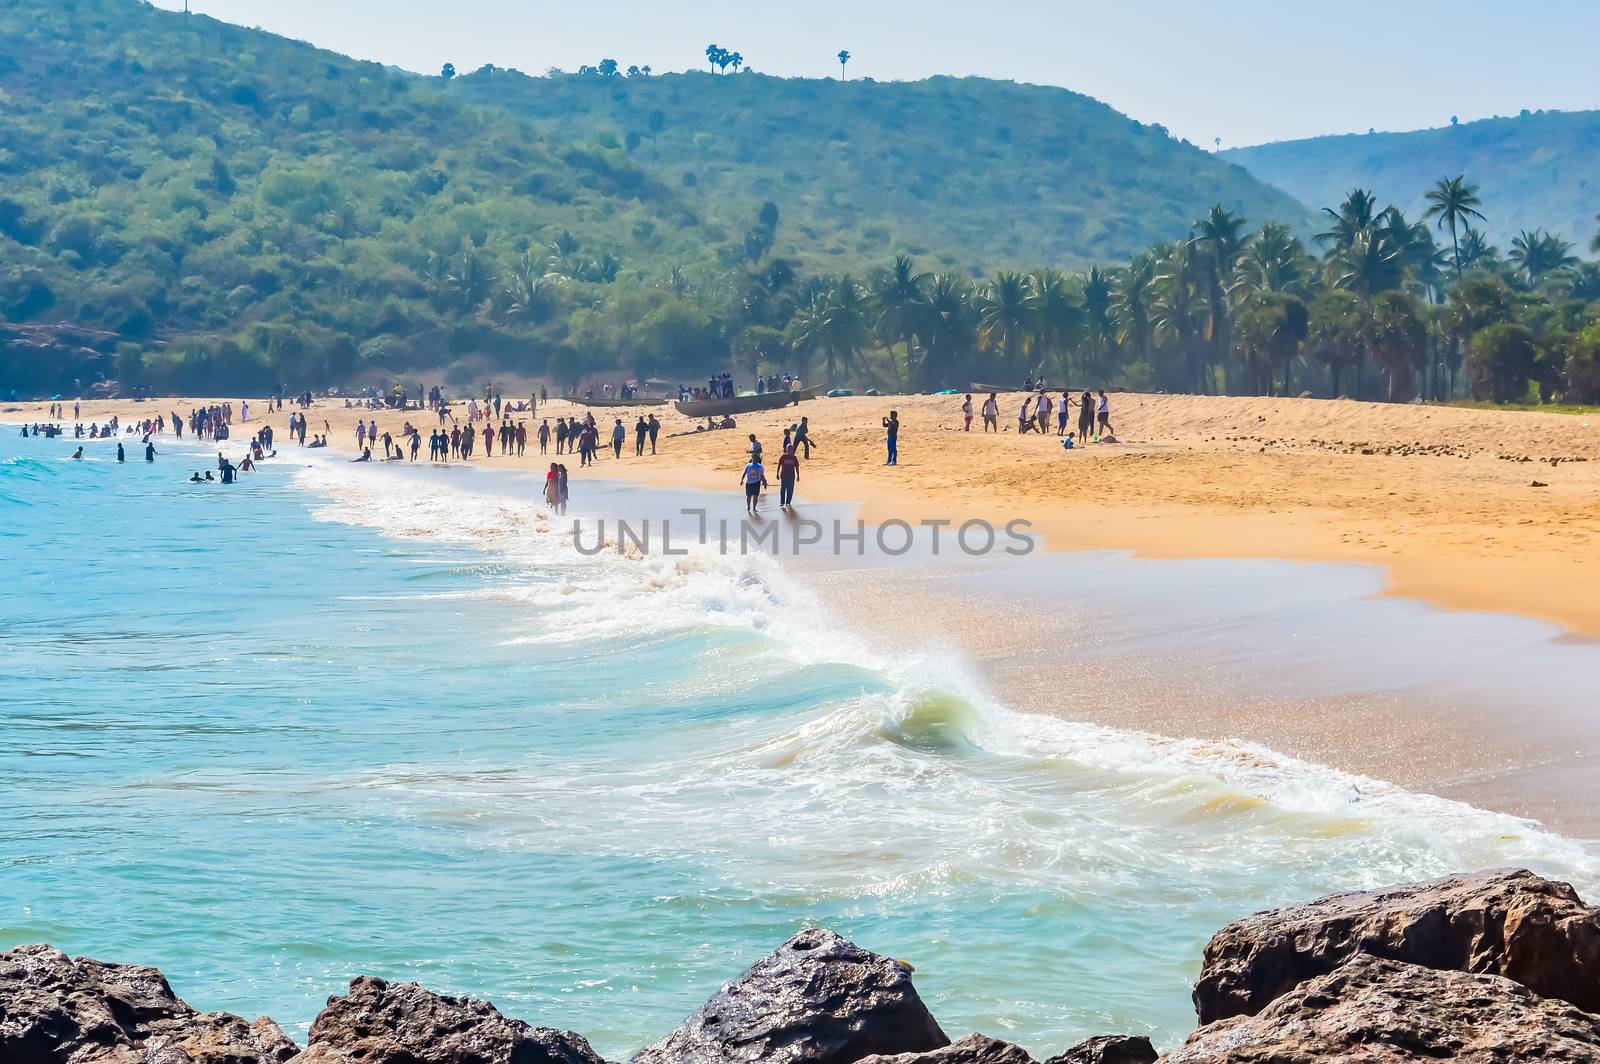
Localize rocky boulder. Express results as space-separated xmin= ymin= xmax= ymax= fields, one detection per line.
xmin=1166 ymin=953 xmax=1600 ymax=1062
xmin=0 ymin=943 xmax=297 ymax=1064
xmin=287 ymin=976 xmax=602 ymax=1064
xmin=855 ymin=1033 xmax=1036 ymax=1064
xmin=1040 ymin=1034 xmax=1155 ymax=1064
xmin=1192 ymin=868 xmax=1600 ymax=1023
xmin=632 ymin=928 xmax=948 ymax=1064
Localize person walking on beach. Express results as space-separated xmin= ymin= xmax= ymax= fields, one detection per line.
xmin=982 ymin=392 xmax=999 ymax=433
xmin=516 ymin=422 xmax=527 ymax=457
xmin=793 ymin=417 xmax=814 ymax=459
xmin=747 ymin=433 xmax=763 ymax=464
xmin=1017 ymin=396 xmax=1032 ymax=434
xmin=634 ymin=416 xmax=648 ymax=457
xmin=647 ymin=414 xmax=660 ymax=455
xmin=740 ymin=453 xmax=768 ymax=514
xmin=777 ymin=444 xmax=800 ymax=509
xmin=1058 ymin=391 xmax=1071 ymax=436
xmin=1035 ymin=391 xmax=1052 ymax=435
xmin=554 ymin=418 xmax=567 ymax=455
xmin=961 ymin=394 xmax=973 ymax=431
xmin=538 ymin=419 xmax=550 ymax=455
xmin=1077 ymin=391 xmax=1094 ymax=445
xmin=610 ymin=419 xmax=625 ymax=459
xmin=1096 ymin=390 xmax=1113 ymax=439
xmin=883 ymin=410 xmax=899 ymax=465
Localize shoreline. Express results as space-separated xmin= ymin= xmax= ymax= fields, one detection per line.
xmin=12 ymin=389 xmax=1599 ymax=642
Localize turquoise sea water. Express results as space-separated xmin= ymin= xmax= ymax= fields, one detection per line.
xmin=2 ymin=428 xmax=1597 ymax=1058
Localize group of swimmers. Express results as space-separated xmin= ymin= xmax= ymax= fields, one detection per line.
xmin=961 ymin=390 xmax=1114 ymax=443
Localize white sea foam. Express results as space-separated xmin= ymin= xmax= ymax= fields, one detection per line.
xmin=286 ymin=454 xmax=1600 ymax=890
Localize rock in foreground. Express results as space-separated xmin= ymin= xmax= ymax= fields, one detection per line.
xmin=1041 ymin=1034 xmax=1156 ymax=1064
xmin=1167 ymin=953 xmax=1600 ymax=1062
xmin=1193 ymin=867 xmax=1600 ymax=1023
xmin=288 ymin=975 xmax=602 ymax=1064
xmin=0 ymin=943 xmax=297 ymax=1064
xmin=856 ymin=1032 xmax=1037 ymax=1063
xmin=633 ymin=928 xmax=949 ymax=1064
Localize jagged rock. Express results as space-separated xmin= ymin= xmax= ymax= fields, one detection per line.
xmin=633 ymin=928 xmax=948 ymax=1064
xmin=1041 ymin=1034 xmax=1155 ymax=1064
xmin=1165 ymin=954 xmax=1600 ymax=1062
xmin=0 ymin=943 xmax=297 ymax=1064
xmin=856 ymin=1033 xmax=1035 ymax=1063
xmin=1192 ymin=868 xmax=1600 ymax=1024
xmin=287 ymin=976 xmax=601 ymax=1064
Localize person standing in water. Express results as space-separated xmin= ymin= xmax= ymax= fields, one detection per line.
xmin=883 ymin=410 xmax=899 ymax=465
xmin=116 ymin=441 xmax=125 ymax=463
xmin=740 ymin=453 xmax=768 ymax=514
xmin=145 ymin=440 xmax=157 ymax=462
xmin=777 ymin=444 xmax=800 ymax=509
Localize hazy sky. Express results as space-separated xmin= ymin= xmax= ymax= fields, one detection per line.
xmin=147 ymin=0 xmax=1600 ymax=147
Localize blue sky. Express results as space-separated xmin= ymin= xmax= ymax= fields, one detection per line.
xmin=148 ymin=0 xmax=1600 ymax=147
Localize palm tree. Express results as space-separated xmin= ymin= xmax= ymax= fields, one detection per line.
xmin=446 ymin=245 xmax=495 ymax=313
xmin=837 ymin=50 xmax=851 ymax=80
xmin=1592 ymin=211 xmax=1600 ymax=255
xmin=1191 ymin=204 xmax=1250 ymax=391
xmin=1308 ymin=289 xmax=1365 ymax=399
xmin=1423 ymin=175 xmax=1485 ymax=281
xmin=705 ymin=44 xmax=726 ymax=73
xmin=1367 ymin=291 xmax=1427 ymax=402
xmin=1079 ymin=267 xmax=1117 ymax=382
xmin=1154 ymin=241 xmax=1206 ymax=392
xmin=1028 ymin=267 xmax=1082 ymax=381
xmin=871 ymin=255 xmax=929 ymax=389
xmin=821 ymin=275 xmax=872 ymax=383
xmin=1315 ymin=188 xmax=1381 ymax=253
xmin=1111 ymin=255 xmax=1158 ymax=379
xmin=1333 ymin=229 xmax=1403 ymax=299
xmin=1508 ymin=229 xmax=1578 ymax=286
xmin=1234 ymin=222 xmax=1307 ymax=297
xmin=787 ymin=293 xmax=829 ymax=383
xmin=977 ymin=272 xmax=1032 ymax=375
xmin=729 ymin=52 xmax=744 ymax=73
xmin=917 ymin=273 xmax=978 ymax=388
xmin=1455 ymin=227 xmax=1497 ymax=273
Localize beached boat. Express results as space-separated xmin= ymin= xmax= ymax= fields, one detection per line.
xmin=674 ymin=386 xmax=821 ymax=418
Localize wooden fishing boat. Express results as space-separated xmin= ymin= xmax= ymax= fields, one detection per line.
xmin=674 ymin=386 xmax=821 ymax=418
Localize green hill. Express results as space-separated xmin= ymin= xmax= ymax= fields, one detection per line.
xmin=0 ymin=0 xmax=713 ymax=394
xmin=1223 ymin=110 xmax=1600 ymax=251
xmin=447 ymin=68 xmax=1317 ymax=274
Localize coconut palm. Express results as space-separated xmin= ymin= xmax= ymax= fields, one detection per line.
xmin=1191 ymin=204 xmax=1250 ymax=390
xmin=977 ymin=271 xmax=1033 ymax=375
xmin=1111 ymin=254 xmax=1158 ymax=377
xmin=871 ymin=255 xmax=929 ymax=388
xmin=1508 ymin=229 xmax=1578 ymax=286
xmin=1234 ymin=222 xmax=1308 ymax=297
xmin=1367 ymin=291 xmax=1427 ymax=402
xmin=1332 ymin=229 xmax=1403 ymax=299
xmin=1592 ymin=212 xmax=1600 ymax=255
xmin=1308 ymin=289 xmax=1366 ymax=399
xmin=1423 ymin=175 xmax=1485 ymax=281
xmin=917 ymin=273 xmax=978 ymax=388
xmin=837 ymin=50 xmax=851 ymax=80
xmin=1454 ymin=228 xmax=1497 ymax=273
xmin=1079 ymin=267 xmax=1117 ymax=382
xmin=821 ymin=275 xmax=873 ymax=383
xmin=1026 ymin=268 xmax=1081 ymax=380
xmin=1153 ymin=241 xmax=1206 ymax=392
xmin=1315 ymin=189 xmax=1381 ymax=253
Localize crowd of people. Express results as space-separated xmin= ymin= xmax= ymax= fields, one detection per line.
xmin=959 ymin=389 xmax=1114 ymax=445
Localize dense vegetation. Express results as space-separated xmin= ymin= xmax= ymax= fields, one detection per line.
xmin=1224 ymin=109 xmax=1600 ymax=252
xmin=448 ymin=66 xmax=1314 ymax=275
xmin=0 ymin=0 xmax=720 ymax=395
xmin=3 ymin=0 xmax=1596 ymax=406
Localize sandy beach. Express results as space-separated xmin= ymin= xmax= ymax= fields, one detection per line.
xmin=17 ymin=389 xmax=1600 ymax=832
xmin=21 ymin=389 xmax=1600 ymax=635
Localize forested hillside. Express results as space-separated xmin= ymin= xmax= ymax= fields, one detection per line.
xmin=1224 ymin=110 xmax=1600 ymax=252
xmin=449 ymin=67 xmax=1316 ymax=274
xmin=0 ymin=0 xmax=715 ymax=394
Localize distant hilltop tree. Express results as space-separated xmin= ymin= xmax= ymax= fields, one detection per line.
xmin=704 ymin=44 xmax=741 ymax=74
xmin=837 ymin=49 xmax=850 ymax=80
xmin=597 ymin=58 xmax=619 ymax=77
xmin=440 ymin=62 xmax=455 ymax=80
